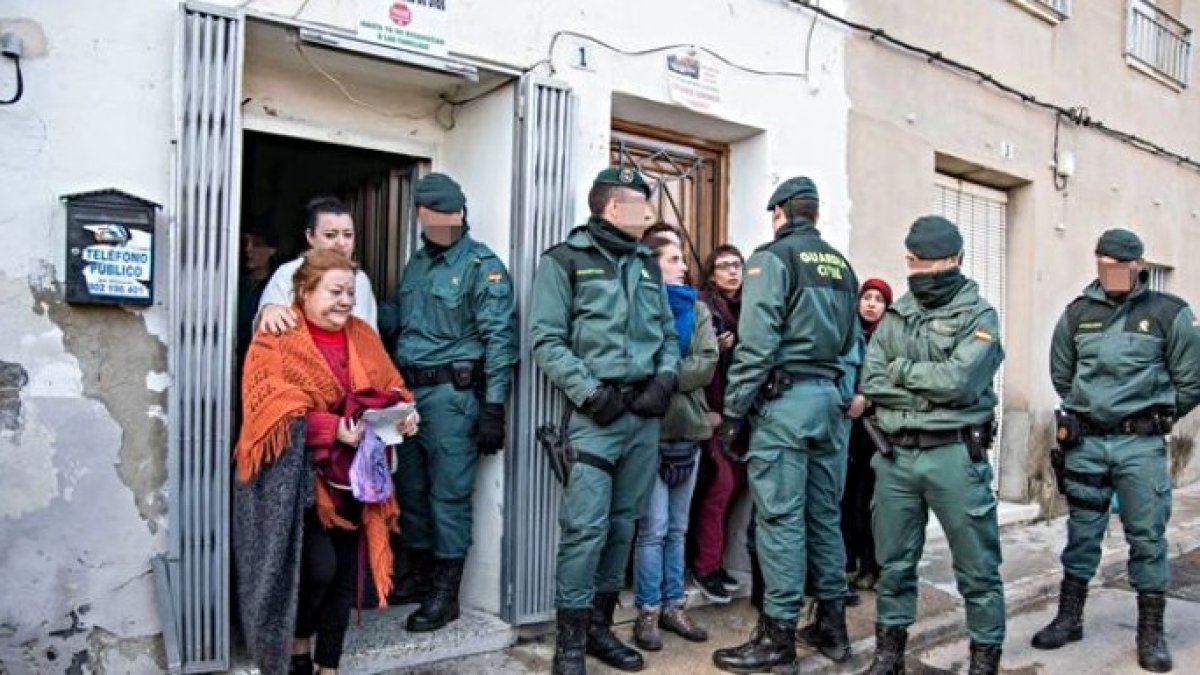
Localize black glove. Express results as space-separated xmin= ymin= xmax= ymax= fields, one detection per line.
xmin=474 ymin=403 xmax=507 ymax=455
xmin=583 ymin=385 xmax=625 ymax=426
xmin=624 ymin=372 xmax=679 ymax=418
xmin=717 ymin=416 xmax=746 ymax=462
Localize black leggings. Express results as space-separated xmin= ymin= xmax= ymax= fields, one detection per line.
xmin=296 ymin=509 xmax=361 ymax=669
xmin=841 ymin=445 xmax=878 ymax=576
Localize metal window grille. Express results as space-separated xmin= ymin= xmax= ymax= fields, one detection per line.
xmin=1146 ymin=263 xmax=1172 ymax=292
xmin=934 ymin=176 xmax=1008 ymax=487
xmin=153 ymin=3 xmax=244 ymax=673
xmin=1041 ymin=0 xmax=1072 ymax=17
xmin=1010 ymin=0 xmax=1071 ymax=22
xmin=502 ymin=75 xmax=577 ymax=625
xmin=1126 ymin=0 xmax=1194 ymax=87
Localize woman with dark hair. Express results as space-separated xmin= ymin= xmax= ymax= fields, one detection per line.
xmin=842 ymin=278 xmax=893 ymax=590
xmin=844 ymin=275 xmax=892 ymax=588
xmin=689 ymin=244 xmax=748 ymax=603
xmin=632 ymin=235 xmax=719 ymax=651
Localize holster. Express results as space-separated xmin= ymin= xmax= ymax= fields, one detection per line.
xmin=536 ymin=408 xmax=617 ymax=487
xmin=450 ymin=360 xmax=485 ymax=394
xmin=1050 ymin=445 xmax=1068 ymax=495
xmin=966 ymin=421 xmax=996 ymax=463
xmin=1055 ymin=409 xmax=1083 ymax=449
xmin=756 ymin=370 xmax=795 ymax=408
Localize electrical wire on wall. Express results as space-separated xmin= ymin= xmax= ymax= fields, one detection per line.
xmin=786 ymin=0 xmax=1200 ymax=174
xmin=532 ymin=29 xmax=810 ymax=79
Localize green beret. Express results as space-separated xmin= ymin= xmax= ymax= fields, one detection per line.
xmin=1095 ymin=228 xmax=1144 ymax=261
xmin=905 ymin=215 xmax=964 ymax=260
xmin=766 ymin=176 xmax=819 ymax=210
xmin=593 ymin=166 xmax=651 ymax=198
xmin=413 ymin=173 xmax=466 ymax=213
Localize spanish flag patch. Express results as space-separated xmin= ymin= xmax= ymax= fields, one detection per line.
xmin=746 ymin=266 xmax=762 ymax=276
xmin=487 ymin=271 xmax=503 ymax=283
xmin=973 ymin=329 xmax=994 ymax=343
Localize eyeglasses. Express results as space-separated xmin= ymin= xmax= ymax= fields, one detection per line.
xmin=714 ymin=261 xmax=743 ymax=272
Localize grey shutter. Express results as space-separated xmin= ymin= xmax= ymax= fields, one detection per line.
xmin=153 ymin=3 xmax=244 ymax=672
xmin=934 ymin=176 xmax=1008 ymax=486
xmin=502 ymin=75 xmax=577 ymax=625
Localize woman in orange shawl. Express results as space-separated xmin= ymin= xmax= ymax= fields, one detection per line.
xmin=233 ymin=249 xmax=416 ymax=675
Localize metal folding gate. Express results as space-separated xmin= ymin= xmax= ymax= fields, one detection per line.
xmin=502 ymin=75 xmax=577 ymax=625
xmin=153 ymin=3 xmax=244 ymax=672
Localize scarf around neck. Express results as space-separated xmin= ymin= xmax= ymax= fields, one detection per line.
xmin=908 ymin=267 xmax=968 ymax=310
xmin=234 ymin=315 xmax=412 ymax=606
xmin=587 ymin=217 xmax=640 ymax=255
xmin=666 ymin=284 xmax=697 ymax=355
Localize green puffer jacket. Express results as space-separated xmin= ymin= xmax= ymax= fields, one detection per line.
xmin=1050 ymin=280 xmax=1200 ymax=425
xmin=862 ymin=278 xmax=1004 ymax=433
xmin=661 ymin=302 xmax=719 ymax=441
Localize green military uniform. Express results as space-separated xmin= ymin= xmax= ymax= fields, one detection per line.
xmin=530 ymin=220 xmax=679 ymax=609
xmin=1034 ymin=229 xmax=1200 ymax=672
xmin=1051 ymin=231 xmax=1200 ymax=589
xmin=861 ymin=216 xmax=1006 ymax=662
xmin=1050 ymin=278 xmax=1200 ymax=590
xmin=378 ymin=176 xmax=518 ymax=561
xmin=722 ymin=197 xmax=860 ymax=624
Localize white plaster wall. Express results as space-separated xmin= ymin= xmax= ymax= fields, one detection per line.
xmin=0 ymin=0 xmax=176 ymax=671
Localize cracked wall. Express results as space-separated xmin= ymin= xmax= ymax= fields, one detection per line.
xmin=0 ymin=1 xmax=176 ymax=672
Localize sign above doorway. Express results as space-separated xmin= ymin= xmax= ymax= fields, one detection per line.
xmin=355 ymin=0 xmax=451 ymax=58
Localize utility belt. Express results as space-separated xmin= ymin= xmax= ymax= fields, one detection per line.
xmin=1054 ymin=407 xmax=1175 ymax=447
xmin=757 ymin=368 xmax=835 ymax=402
xmin=401 ymin=360 xmax=484 ymax=391
xmin=1050 ymin=406 xmax=1175 ymax=513
xmin=881 ymin=421 xmax=996 ymax=463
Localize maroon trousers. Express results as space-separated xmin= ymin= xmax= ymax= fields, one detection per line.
xmin=690 ymin=436 xmax=747 ymax=576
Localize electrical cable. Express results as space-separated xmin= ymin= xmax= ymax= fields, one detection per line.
xmin=1052 ymin=113 xmax=1069 ymax=192
xmin=544 ymin=29 xmax=808 ymax=79
xmin=786 ymin=0 xmax=1200 ymax=173
xmin=0 ymin=55 xmax=23 ymax=105
xmin=293 ymin=42 xmax=450 ymax=126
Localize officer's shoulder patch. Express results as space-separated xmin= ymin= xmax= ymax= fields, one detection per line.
xmin=746 ymin=266 xmax=763 ymax=276
xmin=487 ymin=270 xmax=503 ymax=283
xmin=973 ymin=329 xmax=994 ymax=343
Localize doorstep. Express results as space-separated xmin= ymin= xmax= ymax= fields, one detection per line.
xmin=339 ymin=605 xmax=515 ymax=674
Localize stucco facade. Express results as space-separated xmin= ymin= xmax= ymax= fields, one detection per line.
xmin=845 ymin=0 xmax=1200 ymax=500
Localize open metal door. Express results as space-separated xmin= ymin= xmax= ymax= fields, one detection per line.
xmin=153 ymin=3 xmax=244 ymax=672
xmin=502 ymin=75 xmax=577 ymax=625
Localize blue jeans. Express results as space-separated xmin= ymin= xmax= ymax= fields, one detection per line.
xmin=634 ymin=441 xmax=700 ymax=609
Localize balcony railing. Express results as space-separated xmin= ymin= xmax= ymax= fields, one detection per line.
xmin=1126 ymin=0 xmax=1193 ymax=88
xmin=1036 ymin=0 xmax=1072 ymax=19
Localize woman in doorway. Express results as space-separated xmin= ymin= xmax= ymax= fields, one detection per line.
xmin=233 ymin=250 xmax=419 ymax=675
xmin=689 ymin=244 xmax=748 ymax=604
xmin=257 ymin=196 xmax=379 ymax=335
xmin=632 ymin=235 xmax=719 ymax=651
xmin=841 ymin=277 xmax=893 ymax=591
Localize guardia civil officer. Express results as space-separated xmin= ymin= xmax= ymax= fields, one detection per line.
xmin=529 ymin=167 xmax=680 ymax=674
xmin=860 ymin=216 xmax=1005 ymax=675
xmin=377 ymin=173 xmax=518 ymax=632
xmin=1033 ymin=229 xmax=1200 ymax=673
xmin=711 ymin=177 xmax=860 ymax=673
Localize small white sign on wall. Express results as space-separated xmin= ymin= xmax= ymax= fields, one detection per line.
xmin=665 ymin=50 xmax=722 ymax=115
xmin=356 ymin=0 xmax=450 ymax=58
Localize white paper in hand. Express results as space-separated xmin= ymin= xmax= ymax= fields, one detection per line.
xmin=361 ymin=402 xmax=417 ymax=445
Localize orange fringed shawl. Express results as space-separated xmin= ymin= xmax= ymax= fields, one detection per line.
xmin=234 ymin=315 xmax=412 ymax=607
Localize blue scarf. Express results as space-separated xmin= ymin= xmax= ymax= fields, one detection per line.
xmin=666 ymin=284 xmax=697 ymax=355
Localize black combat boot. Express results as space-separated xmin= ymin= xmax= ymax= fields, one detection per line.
xmin=388 ymin=547 xmax=435 ymax=606
xmin=967 ymin=642 xmax=1002 ymax=675
xmin=552 ymin=607 xmax=590 ymax=675
xmin=864 ymin=623 xmax=907 ymax=675
xmin=405 ymin=558 xmax=464 ymax=632
xmin=711 ymin=614 xmax=797 ymax=673
xmin=1031 ymin=576 xmax=1088 ymax=649
xmin=796 ymin=598 xmax=851 ymax=663
xmin=586 ymin=591 xmax=644 ymax=671
xmin=1136 ymin=592 xmax=1173 ymax=673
